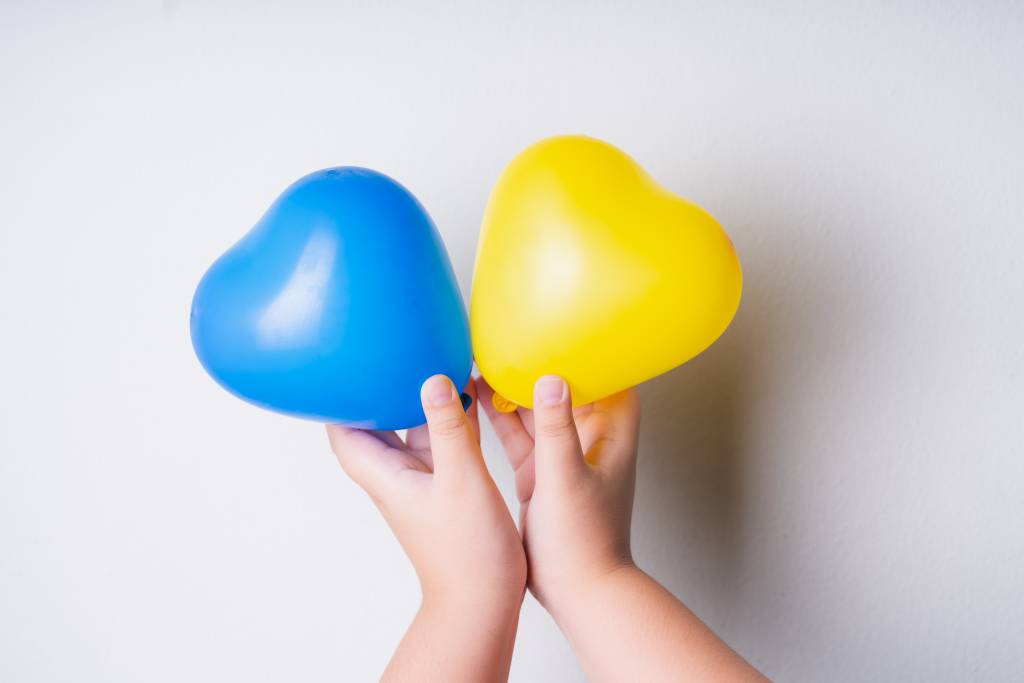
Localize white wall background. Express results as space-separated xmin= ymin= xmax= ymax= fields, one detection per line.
xmin=2 ymin=2 xmax=1022 ymax=681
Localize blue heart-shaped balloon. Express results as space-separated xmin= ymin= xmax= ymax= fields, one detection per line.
xmin=190 ymin=167 xmax=472 ymax=429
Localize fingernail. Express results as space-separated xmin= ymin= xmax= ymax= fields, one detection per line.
xmin=423 ymin=375 xmax=456 ymax=408
xmin=535 ymin=375 xmax=567 ymax=407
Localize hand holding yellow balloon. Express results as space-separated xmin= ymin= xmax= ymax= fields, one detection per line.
xmin=471 ymin=135 xmax=742 ymax=410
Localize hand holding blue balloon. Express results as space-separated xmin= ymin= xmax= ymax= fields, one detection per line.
xmin=190 ymin=168 xmax=472 ymax=429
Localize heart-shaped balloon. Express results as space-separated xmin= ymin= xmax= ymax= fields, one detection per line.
xmin=190 ymin=167 xmax=471 ymax=428
xmin=471 ymin=135 xmax=742 ymax=410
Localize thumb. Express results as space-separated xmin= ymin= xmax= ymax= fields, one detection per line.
xmin=532 ymin=375 xmax=586 ymax=488
xmin=421 ymin=374 xmax=484 ymax=483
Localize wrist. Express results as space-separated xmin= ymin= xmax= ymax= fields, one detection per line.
xmin=422 ymin=580 xmax=524 ymax=619
xmin=543 ymin=558 xmax=640 ymax=624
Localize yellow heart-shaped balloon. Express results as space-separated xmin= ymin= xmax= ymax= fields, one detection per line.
xmin=471 ymin=135 xmax=742 ymax=410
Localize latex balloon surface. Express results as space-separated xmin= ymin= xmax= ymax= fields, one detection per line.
xmin=471 ymin=136 xmax=742 ymax=410
xmin=190 ymin=168 xmax=471 ymax=428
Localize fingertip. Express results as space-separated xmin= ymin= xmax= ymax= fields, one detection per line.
xmin=421 ymin=374 xmax=458 ymax=410
xmin=420 ymin=374 xmax=476 ymax=456
xmin=534 ymin=375 xmax=569 ymax=409
xmin=325 ymin=423 xmax=353 ymax=453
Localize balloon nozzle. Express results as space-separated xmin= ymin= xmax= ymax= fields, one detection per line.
xmin=491 ymin=392 xmax=518 ymax=413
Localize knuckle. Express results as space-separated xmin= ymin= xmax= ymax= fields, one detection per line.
xmin=432 ymin=413 xmax=467 ymax=438
xmin=538 ymin=417 xmax=575 ymax=440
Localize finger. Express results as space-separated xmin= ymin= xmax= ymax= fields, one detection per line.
xmin=570 ymin=403 xmax=598 ymax=452
xmin=420 ymin=374 xmax=485 ymax=482
xmin=478 ymin=378 xmax=534 ymax=470
xmin=578 ymin=389 xmax=642 ymax=471
xmin=602 ymin=387 xmax=641 ymax=442
xmin=517 ymin=406 xmax=535 ymax=440
xmin=326 ymin=425 xmax=427 ymax=500
xmin=512 ymin=451 xmax=537 ymax=503
xmin=369 ymin=429 xmax=436 ymax=475
xmin=532 ymin=375 xmax=587 ymax=488
xmin=573 ymin=402 xmax=596 ymax=420
xmin=405 ymin=423 xmax=430 ymax=452
xmin=478 ymin=378 xmax=537 ymax=503
xmin=371 ymin=430 xmax=406 ymax=451
xmin=398 ymin=424 xmax=433 ymax=471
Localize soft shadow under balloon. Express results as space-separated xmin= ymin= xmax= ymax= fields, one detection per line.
xmin=630 ymin=201 xmax=854 ymax=625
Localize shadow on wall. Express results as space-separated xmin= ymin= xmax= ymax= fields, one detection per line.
xmin=631 ymin=192 xmax=856 ymax=630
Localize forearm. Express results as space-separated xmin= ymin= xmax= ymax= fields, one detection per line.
xmin=382 ymin=593 xmax=521 ymax=683
xmin=548 ymin=565 xmax=765 ymax=683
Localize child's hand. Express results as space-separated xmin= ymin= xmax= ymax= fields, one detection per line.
xmin=478 ymin=375 xmax=640 ymax=613
xmin=327 ymin=375 xmax=526 ymax=682
xmin=481 ymin=375 xmax=764 ymax=682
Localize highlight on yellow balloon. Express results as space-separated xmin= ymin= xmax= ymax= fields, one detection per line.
xmin=470 ymin=135 xmax=742 ymax=411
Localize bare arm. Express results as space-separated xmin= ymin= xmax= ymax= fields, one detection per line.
xmin=548 ymin=565 xmax=763 ymax=682
xmin=381 ymin=592 xmax=520 ymax=683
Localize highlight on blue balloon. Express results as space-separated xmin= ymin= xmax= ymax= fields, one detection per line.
xmin=189 ymin=167 xmax=472 ymax=429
